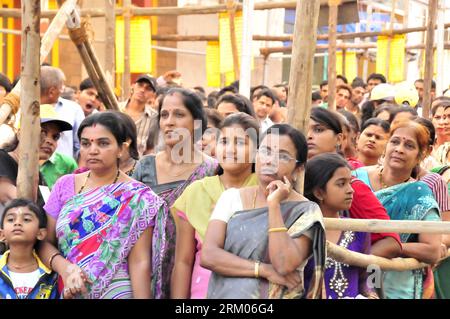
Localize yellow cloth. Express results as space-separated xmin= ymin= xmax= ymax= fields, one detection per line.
xmin=171 ymin=173 xmax=258 ymax=242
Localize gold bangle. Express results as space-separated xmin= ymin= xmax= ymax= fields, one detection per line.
xmin=254 ymin=261 xmax=260 ymax=278
xmin=268 ymin=227 xmax=288 ymax=233
xmin=48 ymin=252 xmax=62 ymax=270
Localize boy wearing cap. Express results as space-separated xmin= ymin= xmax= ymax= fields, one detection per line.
xmin=120 ymin=74 xmax=159 ymax=156
xmin=39 ymin=104 xmax=78 ymax=190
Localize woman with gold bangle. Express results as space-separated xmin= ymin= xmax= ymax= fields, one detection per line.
xmin=201 ymin=124 xmax=326 ymax=299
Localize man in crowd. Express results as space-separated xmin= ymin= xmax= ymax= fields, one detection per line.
xmin=76 ymin=78 xmax=103 ymax=116
xmin=40 ymin=66 xmax=85 ymax=159
xmin=252 ymin=88 xmax=276 ymax=133
xmin=120 ymin=74 xmax=158 ymax=156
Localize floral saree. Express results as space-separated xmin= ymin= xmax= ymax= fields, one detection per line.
xmin=207 ymin=201 xmax=326 ymax=299
xmin=55 ymin=181 xmax=164 ymax=299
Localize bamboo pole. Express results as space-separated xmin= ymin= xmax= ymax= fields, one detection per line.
xmin=17 ymin=0 xmax=41 ymax=201
xmin=324 ymin=218 xmax=450 ymax=234
xmin=104 ymin=0 xmax=115 ymax=88
xmin=0 ymin=0 xmax=77 ymax=126
xmin=327 ymin=242 xmax=428 ymax=271
xmin=0 ymin=0 xmax=357 ymax=18
xmin=363 ymin=0 xmax=372 ymax=81
xmin=239 ymin=0 xmax=254 ymax=98
xmin=148 ymin=22 xmax=450 ymax=42
xmin=436 ymin=0 xmax=445 ymax=95
xmin=403 ymin=0 xmax=409 ymax=80
xmin=227 ymin=0 xmax=240 ymax=81
xmin=123 ymin=0 xmax=132 ymax=100
xmin=384 ymin=0 xmax=396 ymax=80
xmin=422 ymin=0 xmax=438 ymax=119
xmin=327 ymin=0 xmax=340 ymax=111
xmin=286 ymin=0 xmax=321 ymax=193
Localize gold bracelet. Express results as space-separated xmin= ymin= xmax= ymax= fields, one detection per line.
xmin=268 ymin=227 xmax=288 ymax=233
xmin=254 ymin=261 xmax=260 ymax=278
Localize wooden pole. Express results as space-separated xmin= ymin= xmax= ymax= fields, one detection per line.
xmin=436 ymin=0 xmax=445 ymax=95
xmin=0 ymin=0 xmax=77 ymax=126
xmin=105 ymin=0 xmax=116 ymax=88
xmin=423 ymin=0 xmax=438 ymax=119
xmin=123 ymin=0 xmax=132 ymax=100
xmin=286 ymin=0 xmax=321 ymax=193
xmin=17 ymin=0 xmax=40 ymax=201
xmin=403 ymin=0 xmax=409 ymax=80
xmin=239 ymin=0 xmax=254 ymax=98
xmin=327 ymin=242 xmax=427 ymax=271
xmin=363 ymin=0 xmax=372 ymax=81
xmin=324 ymin=218 xmax=450 ymax=234
xmin=227 ymin=0 xmax=240 ymax=81
xmin=0 ymin=0 xmax=357 ymax=18
xmin=327 ymin=0 xmax=340 ymax=111
xmin=384 ymin=0 xmax=396 ymax=81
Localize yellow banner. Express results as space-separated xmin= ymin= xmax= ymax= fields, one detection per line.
xmin=219 ymin=11 xmax=243 ymax=75
xmin=206 ymin=41 xmax=221 ymax=87
xmin=116 ymin=17 xmax=152 ymax=74
xmin=336 ymin=51 xmax=357 ymax=84
xmin=376 ymin=34 xmax=405 ymax=83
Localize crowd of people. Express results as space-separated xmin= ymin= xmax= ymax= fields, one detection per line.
xmin=0 ymin=65 xmax=449 ymax=299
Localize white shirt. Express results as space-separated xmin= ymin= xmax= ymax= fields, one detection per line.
xmin=260 ymin=117 xmax=274 ymax=134
xmin=9 ymin=269 xmax=40 ymax=299
xmin=54 ymin=97 xmax=85 ymax=158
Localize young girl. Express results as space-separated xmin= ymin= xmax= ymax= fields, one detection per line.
xmin=0 ymin=199 xmax=58 ymax=299
xmin=304 ymin=153 xmax=377 ymax=299
xmin=171 ymin=112 xmax=259 ymax=298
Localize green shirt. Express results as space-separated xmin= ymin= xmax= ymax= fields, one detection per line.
xmin=40 ymin=152 xmax=78 ymax=189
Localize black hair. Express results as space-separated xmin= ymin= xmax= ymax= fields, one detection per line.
xmin=312 ymin=91 xmax=322 ymax=102
xmin=388 ymin=106 xmax=418 ymax=124
xmin=0 ymin=73 xmax=12 ymax=93
xmin=367 ymin=73 xmax=387 ymax=84
xmin=361 ymin=118 xmax=390 ymax=134
xmin=112 ymin=111 xmax=139 ymax=160
xmin=351 ymin=77 xmax=366 ymax=89
xmin=262 ymin=124 xmax=308 ymax=167
xmin=79 ymin=78 xmax=95 ymax=91
xmin=415 ymin=117 xmax=436 ymax=147
xmin=431 ymin=98 xmax=450 ymax=116
xmin=193 ymin=86 xmax=206 ymax=94
xmin=204 ymin=108 xmax=224 ymax=129
xmin=338 ymin=109 xmax=360 ymax=133
xmin=373 ymin=103 xmax=398 ymax=120
xmin=78 ymin=111 xmax=131 ymax=153
xmin=319 ymin=80 xmax=328 ymax=89
xmin=337 ymin=74 xmax=348 ymax=84
xmin=216 ymin=112 xmax=260 ymax=175
xmin=304 ymin=153 xmax=351 ymax=204
xmin=215 ymin=94 xmax=256 ymax=117
xmin=415 ymin=78 xmax=436 ymax=90
xmin=156 ymin=86 xmax=171 ymax=98
xmin=207 ymin=91 xmax=219 ymax=109
xmin=360 ymin=100 xmax=376 ymax=127
xmin=310 ymin=107 xmax=343 ymax=135
xmin=218 ymin=85 xmax=238 ymax=98
xmin=1 ymin=198 xmax=47 ymax=229
xmin=253 ymin=88 xmax=276 ymax=105
xmin=250 ymin=85 xmax=270 ymax=100
xmin=158 ymin=88 xmax=208 ymax=139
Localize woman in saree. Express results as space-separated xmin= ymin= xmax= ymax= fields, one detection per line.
xmin=353 ymin=120 xmax=442 ymax=299
xmin=171 ymin=113 xmax=259 ymax=298
xmin=201 ymin=124 xmax=326 ymax=299
xmin=133 ymin=88 xmax=218 ymax=298
xmin=38 ymin=112 xmax=165 ymax=299
xmin=307 ymin=107 xmax=401 ymax=258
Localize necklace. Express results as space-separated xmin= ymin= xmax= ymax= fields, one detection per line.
xmin=78 ymin=169 xmax=120 ymax=194
xmin=378 ymin=167 xmax=410 ymax=189
xmin=8 ymin=260 xmax=37 ymax=271
xmin=125 ymin=159 xmax=137 ymax=176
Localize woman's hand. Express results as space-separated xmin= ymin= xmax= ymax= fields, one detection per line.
xmin=266 ymin=176 xmax=291 ymax=206
xmin=61 ymin=263 xmax=92 ymax=299
xmin=260 ymin=263 xmax=300 ymax=290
